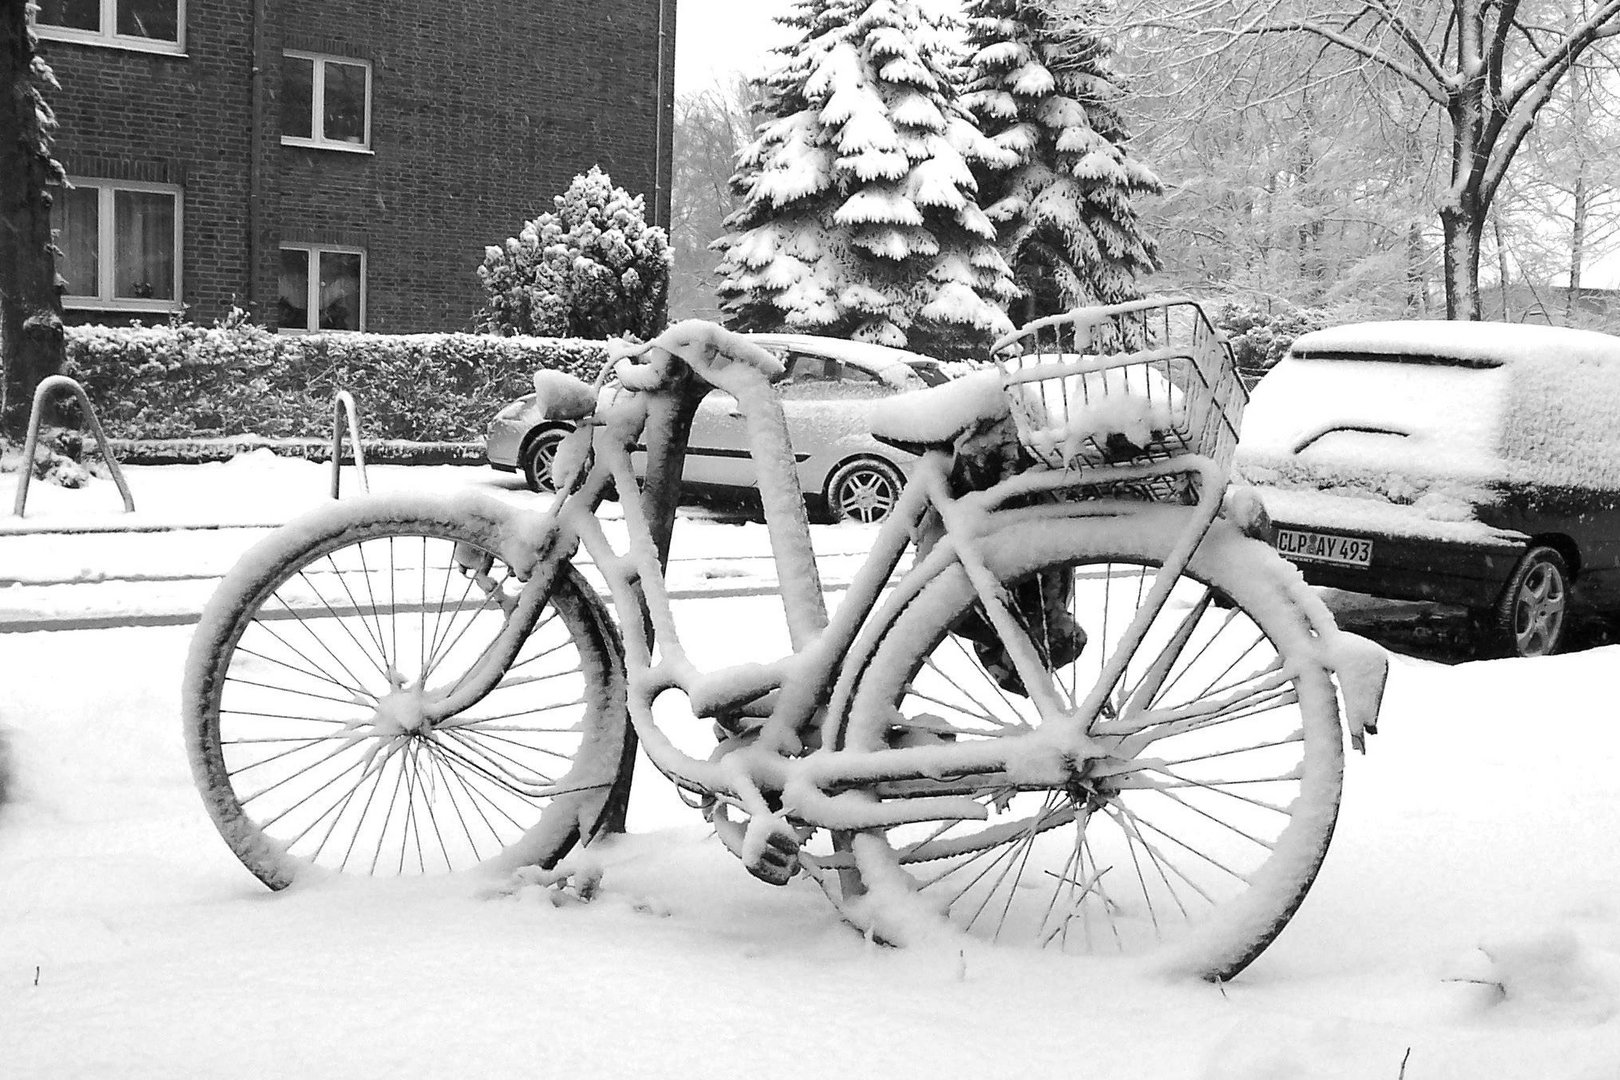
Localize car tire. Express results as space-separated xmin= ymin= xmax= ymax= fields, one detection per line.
xmin=1491 ymin=545 xmax=1571 ymax=658
xmin=824 ymin=457 xmax=904 ymax=524
xmin=521 ymin=427 xmax=570 ymax=493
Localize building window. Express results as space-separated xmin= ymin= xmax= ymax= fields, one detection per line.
xmin=34 ymin=0 xmax=184 ymax=53
xmin=282 ymin=52 xmax=371 ymax=151
xmin=53 ymin=179 xmax=182 ymax=312
xmin=279 ymin=245 xmax=366 ymax=332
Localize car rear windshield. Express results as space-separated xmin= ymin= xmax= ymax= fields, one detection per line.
xmin=1240 ymin=354 xmax=1510 ymax=480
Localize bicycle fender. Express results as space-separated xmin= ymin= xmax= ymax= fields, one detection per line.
xmin=1322 ymin=630 xmax=1388 ymax=753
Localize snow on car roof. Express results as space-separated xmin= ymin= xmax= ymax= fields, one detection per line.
xmin=1289 ymin=320 xmax=1620 ymax=368
xmin=1241 ymin=320 xmax=1620 ymax=500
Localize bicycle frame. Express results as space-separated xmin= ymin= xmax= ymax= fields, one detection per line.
xmin=425 ymin=325 xmax=1256 ymax=840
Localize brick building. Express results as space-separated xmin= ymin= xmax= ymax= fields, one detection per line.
xmin=35 ymin=0 xmax=676 ymax=333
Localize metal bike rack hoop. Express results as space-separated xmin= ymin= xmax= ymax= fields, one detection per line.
xmin=329 ymin=389 xmax=371 ymax=499
xmin=12 ymin=375 xmax=136 ymax=519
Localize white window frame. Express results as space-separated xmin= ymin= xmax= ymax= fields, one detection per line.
xmin=57 ymin=178 xmax=184 ymax=314
xmin=278 ymin=243 xmax=367 ymax=334
xmin=281 ymin=51 xmax=373 ymax=153
xmin=33 ymin=0 xmax=186 ymax=56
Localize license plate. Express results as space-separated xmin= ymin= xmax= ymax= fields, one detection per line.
xmin=1275 ymin=528 xmax=1374 ymax=568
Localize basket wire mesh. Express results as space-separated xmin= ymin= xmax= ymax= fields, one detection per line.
xmin=992 ymin=298 xmax=1247 ymax=500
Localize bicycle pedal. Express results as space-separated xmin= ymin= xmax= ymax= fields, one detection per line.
xmin=744 ymin=828 xmax=801 ymax=887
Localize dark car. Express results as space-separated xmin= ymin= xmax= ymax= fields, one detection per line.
xmin=1237 ymin=320 xmax=1620 ymax=657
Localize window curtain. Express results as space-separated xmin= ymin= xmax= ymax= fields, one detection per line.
xmin=113 ymin=190 xmax=175 ymax=300
xmin=57 ymin=186 xmax=99 ymax=297
xmin=38 ymin=0 xmax=99 ymax=31
xmin=117 ymin=0 xmax=179 ymax=41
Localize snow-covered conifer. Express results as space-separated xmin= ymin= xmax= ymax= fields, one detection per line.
xmin=715 ymin=0 xmax=1017 ymax=358
xmin=477 ymin=166 xmax=671 ymax=340
xmin=963 ymin=0 xmax=1159 ymax=321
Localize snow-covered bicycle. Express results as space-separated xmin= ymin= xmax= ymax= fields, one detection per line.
xmin=183 ymin=298 xmax=1385 ymax=980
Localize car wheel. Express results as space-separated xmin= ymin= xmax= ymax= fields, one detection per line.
xmin=521 ymin=427 xmax=570 ymax=493
xmin=1492 ymin=545 xmax=1571 ymax=658
xmin=825 ymin=458 xmax=903 ymax=524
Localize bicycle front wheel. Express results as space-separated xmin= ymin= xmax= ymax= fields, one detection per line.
xmin=184 ymin=495 xmax=631 ymax=889
xmin=837 ymin=508 xmax=1344 ymax=980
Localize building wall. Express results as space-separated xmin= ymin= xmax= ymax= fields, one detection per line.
xmin=45 ymin=1 xmax=256 ymax=323
xmin=42 ymin=0 xmax=675 ymax=332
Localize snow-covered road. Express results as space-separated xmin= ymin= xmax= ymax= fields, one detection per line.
xmin=2 ymin=458 xmax=1619 ymax=1078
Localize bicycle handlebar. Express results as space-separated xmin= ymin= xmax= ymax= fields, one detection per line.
xmin=609 ymin=320 xmax=787 ymax=395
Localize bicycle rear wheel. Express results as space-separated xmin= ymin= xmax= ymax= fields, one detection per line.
xmin=184 ymin=495 xmax=630 ymax=889
xmin=837 ymin=509 xmax=1343 ymax=980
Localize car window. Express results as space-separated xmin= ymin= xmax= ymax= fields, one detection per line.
xmin=1240 ymin=355 xmax=1510 ymax=478
xmin=785 ymin=355 xmax=837 ymax=382
xmin=779 ymin=354 xmax=894 ymax=400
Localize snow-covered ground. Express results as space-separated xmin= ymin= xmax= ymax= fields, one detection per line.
xmin=3 ymin=459 xmax=1619 ymax=1078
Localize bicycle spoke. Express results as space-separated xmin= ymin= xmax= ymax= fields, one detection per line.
xmin=225 ymin=674 xmax=372 ymax=710
xmin=292 ymin=568 xmax=391 ymax=683
xmin=436 ymin=726 xmax=558 ymax=792
xmin=1136 ymin=781 xmax=1280 ymax=851
xmin=245 ymin=619 xmax=376 ymax=703
xmin=914 ymin=658 xmax=1028 ymax=733
xmin=324 ymin=550 xmax=391 ymax=674
xmin=353 ymin=543 xmax=395 ymax=682
xmin=1108 ymin=801 xmax=1245 ymax=891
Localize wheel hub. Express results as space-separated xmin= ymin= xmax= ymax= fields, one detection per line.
xmin=369 ymin=688 xmax=431 ymax=736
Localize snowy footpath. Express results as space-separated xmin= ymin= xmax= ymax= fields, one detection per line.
xmin=2 ymin=457 xmax=1619 ymax=1078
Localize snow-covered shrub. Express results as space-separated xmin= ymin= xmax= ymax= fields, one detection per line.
xmin=476 ymin=166 xmax=671 ymax=341
xmin=62 ymin=320 xmax=609 ymax=443
xmin=1213 ymin=302 xmax=1331 ymax=382
xmin=28 ymin=426 xmax=92 ymax=487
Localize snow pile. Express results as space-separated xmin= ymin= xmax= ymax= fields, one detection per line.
xmin=1440 ymin=930 xmax=1618 ymax=1027
xmin=867 ymin=368 xmax=1006 ymax=443
xmin=1003 ymin=355 xmax=1183 ymax=467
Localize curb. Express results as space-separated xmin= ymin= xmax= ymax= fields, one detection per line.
xmin=103 ymin=438 xmax=488 ymax=466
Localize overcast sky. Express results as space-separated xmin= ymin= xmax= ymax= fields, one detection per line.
xmin=673 ymin=0 xmax=962 ymax=94
xmin=673 ymin=0 xmax=792 ymax=94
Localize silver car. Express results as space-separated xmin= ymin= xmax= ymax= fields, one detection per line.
xmin=486 ymin=333 xmax=935 ymax=523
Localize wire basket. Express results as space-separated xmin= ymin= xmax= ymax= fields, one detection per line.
xmin=992 ymin=298 xmax=1247 ymax=499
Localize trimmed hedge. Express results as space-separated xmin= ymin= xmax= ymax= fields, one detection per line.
xmin=59 ymin=321 xmax=610 ymax=442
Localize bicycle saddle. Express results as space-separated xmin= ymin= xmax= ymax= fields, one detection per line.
xmin=869 ymin=368 xmax=1009 ymax=452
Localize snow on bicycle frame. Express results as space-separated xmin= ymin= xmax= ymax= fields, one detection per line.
xmin=538 ymin=313 xmax=1277 ymax=804
xmin=183 ymin=303 xmax=1388 ymax=979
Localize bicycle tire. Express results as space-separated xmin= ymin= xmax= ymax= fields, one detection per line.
xmin=836 ymin=508 xmax=1343 ymax=980
xmin=183 ymin=494 xmax=631 ymax=889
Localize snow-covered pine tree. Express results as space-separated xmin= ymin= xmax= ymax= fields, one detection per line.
xmin=963 ymin=0 xmax=1159 ymax=322
xmin=714 ymin=0 xmax=1017 ymax=358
